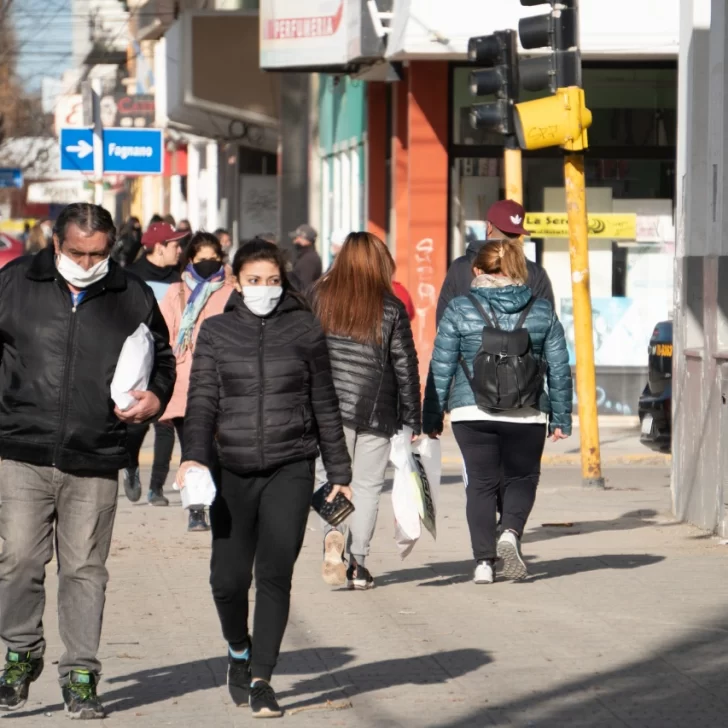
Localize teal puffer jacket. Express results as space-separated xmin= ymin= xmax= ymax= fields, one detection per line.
xmin=423 ymin=284 xmax=573 ymax=435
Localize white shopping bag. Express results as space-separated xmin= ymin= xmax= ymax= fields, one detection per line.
xmin=110 ymin=323 xmax=155 ymax=411
xmin=173 ymin=467 xmax=217 ymax=510
xmin=390 ymin=427 xmax=441 ymax=558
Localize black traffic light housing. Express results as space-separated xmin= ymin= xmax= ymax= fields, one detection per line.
xmin=518 ymin=0 xmax=580 ymax=93
xmin=467 ymin=29 xmax=519 ymax=135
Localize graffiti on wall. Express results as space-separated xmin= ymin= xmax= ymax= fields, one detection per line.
xmin=413 ymin=237 xmax=437 ymax=362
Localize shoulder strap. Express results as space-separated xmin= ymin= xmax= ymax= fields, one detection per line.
xmin=515 ymin=298 xmax=536 ymax=330
xmin=466 ymin=294 xmax=499 ymax=329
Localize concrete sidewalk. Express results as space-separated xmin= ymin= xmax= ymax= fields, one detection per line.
xmin=8 ymin=438 xmax=728 ymax=727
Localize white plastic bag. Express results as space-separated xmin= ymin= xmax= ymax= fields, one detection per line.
xmin=173 ymin=467 xmax=217 ymax=510
xmin=110 ymin=323 xmax=155 ymax=411
xmin=390 ymin=427 xmax=441 ymax=558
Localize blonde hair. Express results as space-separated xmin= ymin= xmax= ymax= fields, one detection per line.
xmin=473 ymin=239 xmax=528 ymax=284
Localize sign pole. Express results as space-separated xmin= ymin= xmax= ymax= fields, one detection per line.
xmin=91 ymin=79 xmax=104 ymax=206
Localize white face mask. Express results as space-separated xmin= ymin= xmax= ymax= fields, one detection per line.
xmin=242 ymin=286 xmax=283 ymax=317
xmin=56 ymin=253 xmax=110 ymax=289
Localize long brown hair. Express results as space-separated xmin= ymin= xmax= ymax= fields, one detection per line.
xmin=473 ymin=238 xmax=528 ymax=284
xmin=315 ymin=232 xmax=394 ymax=344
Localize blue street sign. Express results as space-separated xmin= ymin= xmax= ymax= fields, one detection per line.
xmin=0 ymin=168 xmax=23 ymax=189
xmin=59 ymin=128 xmax=94 ymax=173
xmin=103 ymin=127 xmax=163 ymax=175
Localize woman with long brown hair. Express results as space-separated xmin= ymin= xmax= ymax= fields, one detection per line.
xmin=314 ymin=232 xmax=421 ymax=590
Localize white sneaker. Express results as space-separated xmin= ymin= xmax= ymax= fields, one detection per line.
xmin=497 ymin=530 xmax=528 ymax=580
xmin=473 ymin=560 xmax=495 ymax=584
xmin=322 ymin=530 xmax=347 ymax=586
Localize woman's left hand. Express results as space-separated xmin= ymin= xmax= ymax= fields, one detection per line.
xmin=549 ymin=428 xmax=569 ymax=442
xmin=327 ymin=485 xmax=353 ymax=502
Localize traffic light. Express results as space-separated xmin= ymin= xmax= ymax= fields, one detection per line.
xmin=467 ymin=29 xmax=518 ymax=135
xmin=514 ymin=87 xmax=592 ymax=152
xmin=517 ymin=0 xmax=580 ymax=92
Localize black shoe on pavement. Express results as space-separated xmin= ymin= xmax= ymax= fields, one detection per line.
xmin=346 ymin=561 xmax=375 ymax=590
xmin=62 ymin=669 xmax=105 ymax=720
xmin=148 ymin=487 xmax=169 ymax=507
xmin=188 ymin=508 xmax=210 ymax=532
xmin=249 ymin=680 xmax=283 ymax=718
xmin=227 ymin=648 xmax=252 ymax=707
xmin=123 ymin=467 xmax=142 ymax=503
xmin=0 ymin=651 xmax=43 ymax=711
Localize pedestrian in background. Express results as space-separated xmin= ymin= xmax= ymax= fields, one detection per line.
xmin=25 ymin=224 xmax=45 ymax=255
xmin=214 ymin=228 xmax=233 ymax=261
xmin=177 ymin=239 xmax=351 ymax=717
xmin=124 ymin=222 xmax=187 ymax=505
xmin=111 ymin=216 xmax=143 ymax=267
xmin=0 ymin=203 xmax=175 ymax=718
xmin=159 ymin=232 xmax=234 ymax=532
xmin=314 ymin=232 xmax=421 ymax=590
xmin=290 ymin=223 xmax=322 ymax=290
xmin=423 ymin=238 xmax=571 ymax=585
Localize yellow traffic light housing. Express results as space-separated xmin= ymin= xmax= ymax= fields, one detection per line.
xmin=513 ymin=87 xmax=592 ymax=152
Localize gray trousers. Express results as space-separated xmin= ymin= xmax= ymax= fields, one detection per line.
xmin=0 ymin=460 xmax=118 ymax=679
xmin=318 ymin=426 xmax=391 ymax=559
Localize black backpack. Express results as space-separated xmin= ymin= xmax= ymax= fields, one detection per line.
xmin=459 ymin=294 xmax=547 ymax=414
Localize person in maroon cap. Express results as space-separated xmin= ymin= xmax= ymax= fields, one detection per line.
xmin=436 ymin=200 xmax=554 ymax=326
xmin=123 ymin=222 xmax=187 ymax=507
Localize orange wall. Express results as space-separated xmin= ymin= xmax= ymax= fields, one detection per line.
xmin=393 ymin=71 xmax=410 ymax=290
xmin=367 ymin=83 xmax=388 ymax=241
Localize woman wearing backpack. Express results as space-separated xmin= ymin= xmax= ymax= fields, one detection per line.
xmin=423 ymin=239 xmax=571 ymax=584
xmin=314 ymin=232 xmax=421 ymax=590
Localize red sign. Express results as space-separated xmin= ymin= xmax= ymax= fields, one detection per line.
xmin=263 ymin=1 xmax=343 ymax=40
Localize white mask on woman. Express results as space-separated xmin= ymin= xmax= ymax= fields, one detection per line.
xmin=56 ymin=253 xmax=110 ymax=289
xmin=242 ymin=286 xmax=283 ymax=317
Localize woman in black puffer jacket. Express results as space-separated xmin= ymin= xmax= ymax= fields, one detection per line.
xmin=178 ymin=239 xmax=352 ymax=718
xmin=314 ymin=232 xmax=421 ymax=591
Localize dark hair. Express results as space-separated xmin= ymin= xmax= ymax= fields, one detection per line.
xmin=163 ymin=214 xmax=176 ymax=227
xmin=149 ymin=214 xmax=163 ymax=226
xmin=182 ymin=231 xmax=223 ymax=268
xmin=232 ymin=238 xmax=291 ymax=284
xmin=54 ymin=203 xmax=116 ymax=248
xmin=214 ymin=228 xmax=230 ymax=237
xmin=177 ymin=219 xmax=191 ymax=232
xmin=257 ymin=232 xmax=277 ymax=245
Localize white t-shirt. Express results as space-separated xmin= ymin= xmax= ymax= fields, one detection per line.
xmin=450 ymin=405 xmax=548 ymax=426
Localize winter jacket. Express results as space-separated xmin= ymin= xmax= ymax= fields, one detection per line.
xmin=436 ymin=240 xmax=554 ymax=325
xmin=324 ymin=294 xmax=422 ymax=437
xmin=292 ymin=245 xmax=323 ymax=290
xmin=127 ymin=255 xmax=181 ymax=302
xmin=392 ymin=281 xmax=416 ymax=320
xmin=159 ymin=280 xmax=234 ymax=420
xmin=0 ymin=248 xmax=176 ymax=474
xmin=423 ymin=284 xmax=572 ymax=435
xmin=183 ymin=290 xmax=352 ymax=485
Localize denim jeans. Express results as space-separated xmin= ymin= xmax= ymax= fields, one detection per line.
xmin=0 ymin=460 xmax=118 ymax=679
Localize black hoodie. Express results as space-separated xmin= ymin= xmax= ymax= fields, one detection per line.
xmin=127 ymin=255 xmax=181 ymax=303
xmin=435 ymin=239 xmax=555 ymax=326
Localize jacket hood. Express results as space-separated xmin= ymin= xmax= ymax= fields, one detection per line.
xmin=225 ymin=287 xmax=307 ymax=317
xmin=129 ymin=255 xmax=180 ymax=283
xmin=469 ymin=283 xmax=532 ymax=314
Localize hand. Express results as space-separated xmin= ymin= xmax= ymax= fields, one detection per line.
xmin=327 ymin=485 xmax=352 ymax=503
xmin=426 ymin=430 xmax=442 ymax=440
xmin=549 ymin=428 xmax=569 ymax=443
xmin=176 ymin=460 xmax=207 ymax=489
xmin=115 ymin=390 xmax=162 ymax=424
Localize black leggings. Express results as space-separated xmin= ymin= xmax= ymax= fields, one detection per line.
xmin=453 ymin=420 xmax=546 ymax=562
xmin=209 ymin=460 xmax=314 ymax=682
xmin=125 ymin=419 xmax=184 ymax=491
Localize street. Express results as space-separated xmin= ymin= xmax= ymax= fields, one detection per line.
xmin=6 ymin=432 xmax=727 ymax=727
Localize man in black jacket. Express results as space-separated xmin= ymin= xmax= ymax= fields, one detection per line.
xmin=436 ymin=199 xmax=555 ymax=325
xmin=0 ymin=203 xmax=175 ymax=719
xmin=290 ymin=223 xmax=322 ymax=289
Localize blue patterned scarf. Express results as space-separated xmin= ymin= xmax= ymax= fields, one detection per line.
xmin=176 ymin=264 xmax=225 ymax=354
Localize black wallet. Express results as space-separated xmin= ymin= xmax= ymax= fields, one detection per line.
xmin=311 ymin=483 xmax=355 ymax=527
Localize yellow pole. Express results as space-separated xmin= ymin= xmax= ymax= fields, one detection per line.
xmin=503 ymin=144 xmax=523 ymax=205
xmin=564 ymin=153 xmax=604 ymax=487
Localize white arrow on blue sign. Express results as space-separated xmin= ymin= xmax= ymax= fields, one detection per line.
xmin=59 ymin=127 xmax=164 ymax=176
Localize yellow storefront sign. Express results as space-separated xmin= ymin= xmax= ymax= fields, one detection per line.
xmin=524 ymin=213 xmax=637 ymax=240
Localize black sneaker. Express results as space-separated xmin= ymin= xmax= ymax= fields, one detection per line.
xmin=188 ymin=508 xmax=210 ymax=532
xmin=346 ymin=561 xmax=375 ymax=590
xmin=148 ymin=487 xmax=169 ymax=507
xmin=123 ymin=467 xmax=142 ymax=503
xmin=62 ymin=669 xmax=105 ymax=720
xmin=249 ymin=680 xmax=283 ymax=718
xmin=227 ymin=648 xmax=252 ymax=707
xmin=0 ymin=651 xmax=43 ymax=711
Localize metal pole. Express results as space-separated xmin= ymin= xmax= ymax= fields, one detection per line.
xmin=91 ymin=79 xmax=104 ymax=206
xmin=503 ymin=139 xmax=523 ymax=205
xmin=564 ymin=152 xmax=604 ymax=488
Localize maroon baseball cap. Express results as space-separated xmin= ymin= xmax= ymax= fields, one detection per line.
xmin=141 ymin=223 xmax=188 ymax=250
xmin=486 ymin=200 xmax=530 ymax=237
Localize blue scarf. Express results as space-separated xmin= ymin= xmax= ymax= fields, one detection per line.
xmin=176 ymin=263 xmax=226 ymax=354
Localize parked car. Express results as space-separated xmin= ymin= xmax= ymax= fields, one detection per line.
xmin=0 ymin=233 xmax=25 ymax=269
xmin=638 ymin=320 xmax=672 ymax=453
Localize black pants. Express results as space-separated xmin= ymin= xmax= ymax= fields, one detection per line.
xmin=453 ymin=420 xmax=546 ymax=562
xmin=125 ymin=419 xmax=184 ymax=491
xmin=209 ymin=460 xmax=314 ymax=682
